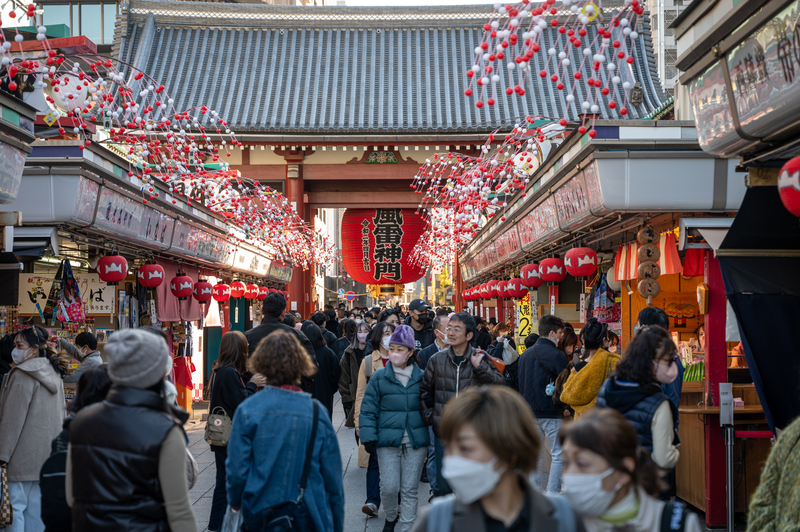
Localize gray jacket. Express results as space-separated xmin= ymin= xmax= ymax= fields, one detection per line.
xmin=0 ymin=358 xmax=65 ymax=481
xmin=60 ymin=339 xmax=104 ymax=383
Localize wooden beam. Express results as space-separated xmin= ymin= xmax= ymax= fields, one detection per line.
xmin=304 ymin=163 xmax=421 ymax=181
xmin=306 ymin=190 xmax=420 ymax=209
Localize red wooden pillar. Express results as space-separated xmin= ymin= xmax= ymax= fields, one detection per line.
xmin=284 ymin=157 xmax=306 ymax=318
xmin=495 ymin=297 xmax=504 ymax=322
xmin=704 ymin=250 xmax=727 ymax=527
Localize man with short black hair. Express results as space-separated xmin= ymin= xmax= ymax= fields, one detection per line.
xmin=363 ymin=312 xmax=375 ymax=328
xmin=60 ymin=332 xmax=103 ymax=383
xmin=405 ymin=299 xmax=435 ymax=351
xmin=312 ymin=312 xmax=338 ymax=347
xmin=517 ymin=314 xmax=567 ymax=494
xmin=420 ymin=312 xmax=504 ymax=496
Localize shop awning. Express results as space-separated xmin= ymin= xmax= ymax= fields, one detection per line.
xmin=718 ymin=186 xmax=800 ymax=432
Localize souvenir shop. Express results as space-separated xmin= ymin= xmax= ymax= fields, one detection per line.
xmin=0 ymin=139 xmax=289 ymax=415
xmin=457 ymin=120 xmax=771 ymax=525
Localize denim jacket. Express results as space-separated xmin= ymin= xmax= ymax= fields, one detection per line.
xmin=226 ymin=386 xmax=344 ymax=532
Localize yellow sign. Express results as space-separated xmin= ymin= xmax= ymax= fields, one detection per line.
xmin=516 ymin=292 xmax=532 ymax=354
xmin=43 ymin=112 xmax=59 ymax=127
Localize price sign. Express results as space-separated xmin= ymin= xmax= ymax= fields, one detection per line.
xmin=516 ymin=292 xmax=532 ymax=353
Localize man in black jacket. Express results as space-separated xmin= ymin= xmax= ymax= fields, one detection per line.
xmin=245 ymin=293 xmax=316 ymax=390
xmin=517 ymin=315 xmax=567 ymax=494
xmin=311 ymin=312 xmax=338 ymax=347
xmin=405 ymin=299 xmax=435 ymax=350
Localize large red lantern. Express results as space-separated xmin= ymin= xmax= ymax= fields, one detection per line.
xmin=244 ymin=284 xmax=259 ymax=300
xmin=488 ymin=280 xmax=500 ymax=298
xmin=213 ymin=283 xmax=230 ymax=302
xmin=97 ymin=255 xmax=128 ymax=285
xmin=137 ymin=263 xmax=164 ymax=289
xmin=193 ymin=279 xmax=213 ymax=303
xmin=257 ymin=286 xmax=269 ymax=300
xmin=520 ymin=263 xmax=543 ymax=289
xmin=479 ymin=283 xmax=491 ymax=299
xmin=507 ymin=278 xmax=528 ymax=298
xmin=565 ymin=247 xmax=598 ymax=279
xmin=779 ymin=156 xmax=800 ymax=217
xmin=497 ymin=280 xmax=510 ymax=299
xmin=540 ymin=258 xmax=566 ymax=284
xmin=340 ymin=209 xmax=427 ymax=285
xmin=229 ymin=281 xmax=246 ymax=298
xmin=170 ymin=273 xmax=193 ymax=300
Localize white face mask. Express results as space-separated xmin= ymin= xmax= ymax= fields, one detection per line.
xmin=388 ymin=350 xmax=409 ymax=368
xmin=609 ymin=346 xmax=618 ymax=353
xmin=11 ymin=347 xmax=32 ymax=365
xmin=436 ymin=330 xmax=449 ymax=346
xmin=442 ymin=455 xmax=506 ymax=504
xmin=355 ymin=319 xmax=363 ymax=325
xmin=381 ymin=336 xmax=391 ymax=352
xmin=654 ymin=357 xmax=679 ymax=384
xmin=562 ymin=468 xmax=621 ymax=517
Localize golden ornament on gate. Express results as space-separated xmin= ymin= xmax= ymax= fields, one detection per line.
xmin=638 ymin=261 xmax=661 ymax=280
xmin=636 ymin=225 xmax=658 ymax=245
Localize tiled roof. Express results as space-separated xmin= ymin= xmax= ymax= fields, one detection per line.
xmin=116 ymin=1 xmax=666 ymax=134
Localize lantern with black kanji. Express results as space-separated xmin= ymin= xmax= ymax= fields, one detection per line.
xmin=340 ymin=208 xmax=427 ymax=285
xmin=213 ymin=283 xmax=230 ymax=302
xmin=257 ymin=286 xmax=269 ymax=300
xmin=137 ymin=263 xmax=165 ymax=289
xmin=520 ymin=263 xmax=543 ymax=289
xmin=539 ymin=258 xmax=566 ymax=285
xmin=229 ymin=281 xmax=246 ymax=298
xmin=193 ymin=279 xmax=213 ymax=303
xmin=97 ymin=255 xmax=128 ymax=285
xmin=565 ymin=247 xmax=598 ymax=279
xmin=779 ymin=156 xmax=800 ymax=217
xmin=170 ymin=273 xmax=193 ymax=300
xmin=244 ymin=284 xmax=259 ymax=300
xmin=507 ymin=278 xmax=528 ymax=298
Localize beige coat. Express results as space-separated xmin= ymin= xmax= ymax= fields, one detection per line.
xmin=354 ymin=350 xmax=385 ymax=468
xmin=0 ymin=358 xmax=65 ymax=481
xmin=583 ymin=486 xmax=703 ymax=532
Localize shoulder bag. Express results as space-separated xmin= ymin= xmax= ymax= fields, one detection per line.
xmin=0 ymin=466 xmax=12 ymax=528
xmin=259 ymin=401 xmax=320 ymax=532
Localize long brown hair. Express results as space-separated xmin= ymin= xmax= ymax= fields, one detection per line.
xmin=558 ymin=408 xmax=662 ymax=496
xmin=214 ymin=330 xmax=249 ymax=376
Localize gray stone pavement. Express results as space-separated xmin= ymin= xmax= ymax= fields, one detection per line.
xmin=187 ymin=393 xmax=430 ymax=532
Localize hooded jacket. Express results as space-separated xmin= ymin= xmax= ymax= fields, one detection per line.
xmin=560 ymin=348 xmax=620 ymax=417
xmin=60 ymin=339 xmax=104 ymax=384
xmin=404 ymin=314 xmax=435 ymax=351
xmin=0 ymin=357 xmax=65 ymax=481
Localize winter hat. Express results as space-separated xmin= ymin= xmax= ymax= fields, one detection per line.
xmin=389 ymin=324 xmax=415 ymax=351
xmin=105 ymin=329 xmax=171 ymax=389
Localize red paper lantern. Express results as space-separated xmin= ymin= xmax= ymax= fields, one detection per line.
xmin=340 ymin=209 xmax=427 ymax=285
xmin=507 ymin=278 xmax=528 ymax=298
xmin=257 ymin=286 xmax=269 ymax=300
xmin=779 ymin=156 xmax=800 ymax=217
xmin=540 ymin=258 xmax=566 ymax=284
xmin=565 ymin=247 xmax=598 ymax=278
xmin=497 ymin=280 xmax=510 ymax=299
xmin=137 ymin=263 xmax=164 ymax=289
xmin=480 ymin=283 xmax=491 ymax=299
xmin=230 ymin=281 xmax=246 ymax=298
xmin=520 ymin=263 xmax=543 ymax=289
xmin=213 ymin=283 xmax=230 ymax=302
xmin=170 ymin=273 xmax=193 ymax=300
xmin=244 ymin=284 xmax=259 ymax=300
xmin=193 ymin=280 xmax=213 ymax=303
xmin=97 ymin=255 xmax=128 ymax=285
xmin=486 ymin=280 xmax=499 ymax=298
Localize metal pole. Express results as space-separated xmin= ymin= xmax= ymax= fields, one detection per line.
xmin=724 ymin=425 xmax=735 ymax=532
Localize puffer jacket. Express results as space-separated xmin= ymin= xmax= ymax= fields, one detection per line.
xmin=359 ymin=363 xmax=429 ymax=450
xmin=419 ymin=345 xmax=504 ymax=437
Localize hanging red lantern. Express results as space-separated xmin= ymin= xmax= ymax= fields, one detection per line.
xmin=244 ymin=284 xmax=259 ymax=300
xmin=487 ymin=280 xmax=499 ymax=298
xmin=540 ymin=258 xmax=566 ymax=284
xmin=230 ymin=281 xmax=246 ymax=298
xmin=213 ymin=283 xmax=230 ymax=302
xmin=257 ymin=286 xmax=269 ymax=300
xmin=193 ymin=279 xmax=213 ymax=303
xmin=170 ymin=273 xmax=194 ymax=300
xmin=779 ymin=156 xmax=800 ymax=217
xmin=565 ymin=247 xmax=598 ymax=279
xmin=507 ymin=278 xmax=529 ymax=298
xmin=97 ymin=255 xmax=128 ymax=285
xmin=495 ymin=281 xmax=508 ymax=299
xmin=137 ymin=263 xmax=164 ymax=289
xmin=340 ymin=209 xmax=427 ymax=285
xmin=520 ymin=263 xmax=543 ymax=289
xmin=479 ymin=283 xmax=491 ymax=299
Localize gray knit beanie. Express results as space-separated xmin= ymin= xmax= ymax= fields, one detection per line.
xmin=105 ymin=329 xmax=171 ymax=389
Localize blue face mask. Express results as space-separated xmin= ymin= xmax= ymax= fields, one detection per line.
xmin=634 ymin=323 xmax=640 ymax=336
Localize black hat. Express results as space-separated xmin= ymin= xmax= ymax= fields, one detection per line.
xmin=409 ymin=299 xmax=430 ymax=312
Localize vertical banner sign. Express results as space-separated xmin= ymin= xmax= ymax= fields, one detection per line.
xmin=550 ymin=295 xmax=556 ymax=317
xmin=516 ymin=292 xmax=532 ymax=354
xmin=579 ymin=293 xmax=586 ymax=323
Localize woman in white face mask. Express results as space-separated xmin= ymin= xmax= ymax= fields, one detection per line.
xmin=412 ymin=386 xmax=584 ymax=532
xmin=560 ymin=409 xmax=702 ymax=532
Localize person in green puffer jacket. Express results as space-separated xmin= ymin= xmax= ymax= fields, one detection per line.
xmin=359 ymin=324 xmax=430 ymax=532
xmin=747 ymin=414 xmax=800 ymax=532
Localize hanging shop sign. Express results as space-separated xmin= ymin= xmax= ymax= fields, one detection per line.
xmin=20 ymin=273 xmax=116 ymax=315
xmin=93 ymin=185 xmax=174 ymax=250
xmin=494 ymin=227 xmax=523 ymax=264
xmin=268 ymin=262 xmax=292 ymax=283
xmin=0 ymin=142 xmax=27 ymax=205
xmin=518 ymin=196 xmax=559 ymax=252
xmin=231 ymin=246 xmax=271 ymax=277
xmin=553 ymin=173 xmax=592 ymax=231
xmin=170 ymin=220 xmax=230 ymax=265
xmin=341 ymin=208 xmax=426 ymax=285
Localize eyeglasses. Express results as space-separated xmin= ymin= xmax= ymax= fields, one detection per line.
xmin=445 ymin=326 xmax=464 ymax=334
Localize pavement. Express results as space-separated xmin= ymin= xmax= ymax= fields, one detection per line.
xmin=186 ymin=393 xmax=430 ymax=532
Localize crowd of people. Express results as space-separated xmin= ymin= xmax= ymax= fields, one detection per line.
xmin=0 ymin=292 xmax=797 ymax=532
